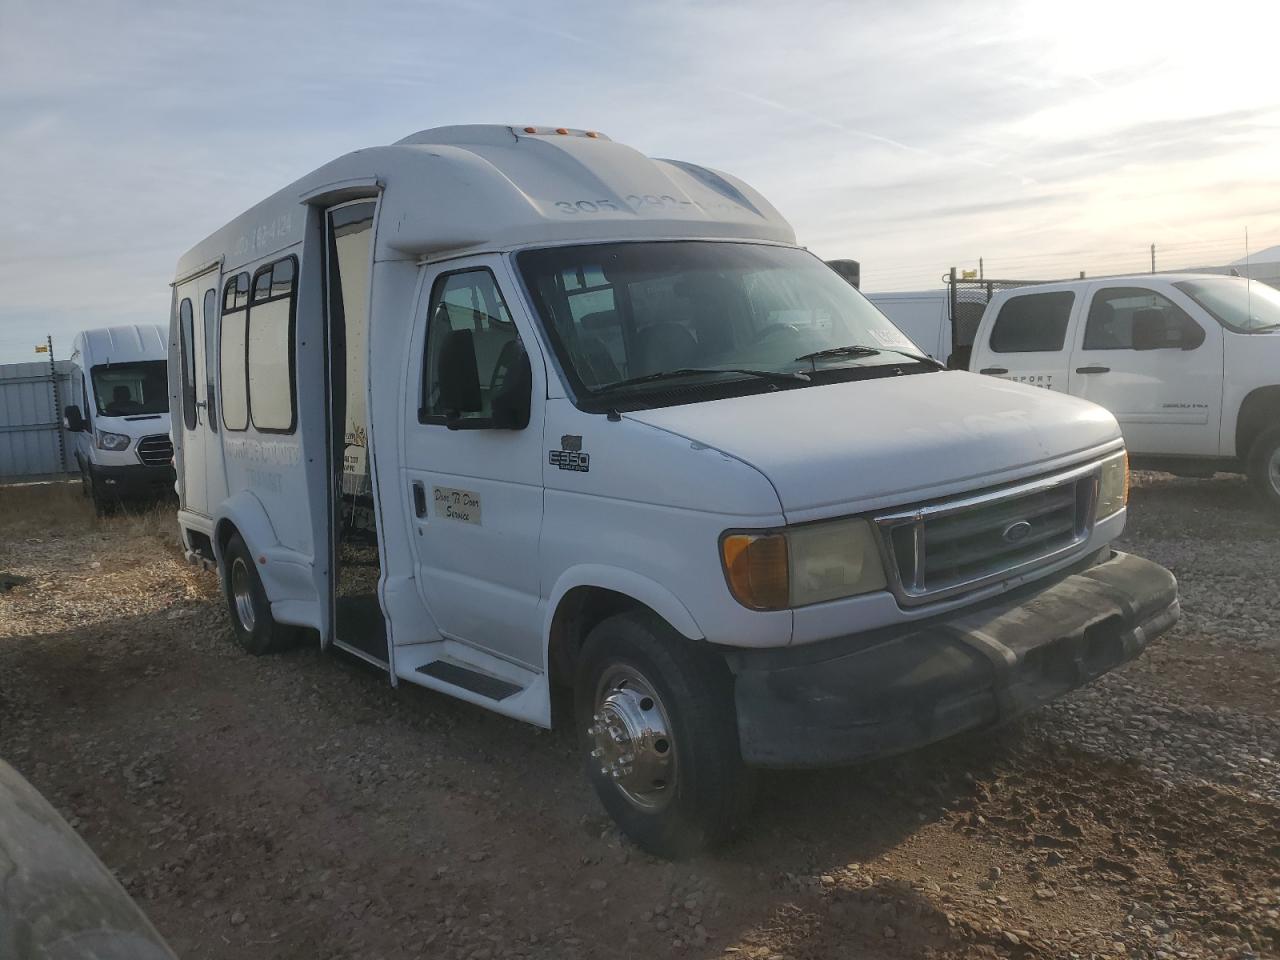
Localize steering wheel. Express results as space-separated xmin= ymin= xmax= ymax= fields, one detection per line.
xmin=754 ymin=323 xmax=801 ymax=343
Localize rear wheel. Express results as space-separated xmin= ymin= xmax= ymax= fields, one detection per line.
xmin=221 ymin=532 xmax=295 ymax=655
xmin=1248 ymin=426 xmax=1280 ymax=514
xmin=574 ymin=610 xmax=755 ymax=858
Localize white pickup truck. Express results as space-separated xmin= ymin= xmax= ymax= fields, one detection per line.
xmin=969 ymin=274 xmax=1280 ymax=511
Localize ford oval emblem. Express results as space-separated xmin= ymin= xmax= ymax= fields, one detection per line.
xmin=1002 ymin=520 xmax=1033 ymax=543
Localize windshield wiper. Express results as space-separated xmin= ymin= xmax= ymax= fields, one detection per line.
xmin=595 ymin=367 xmax=810 ymax=393
xmin=795 ymin=344 xmax=944 ymax=369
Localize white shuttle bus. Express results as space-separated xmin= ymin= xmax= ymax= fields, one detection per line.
xmin=64 ymin=324 xmax=175 ymax=511
xmin=170 ymin=125 xmax=1178 ymax=855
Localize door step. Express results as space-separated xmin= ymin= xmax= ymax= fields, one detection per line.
xmin=417 ymin=660 xmax=522 ymax=701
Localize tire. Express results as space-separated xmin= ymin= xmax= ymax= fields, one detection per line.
xmin=221 ymin=532 xmax=295 ymax=655
xmin=84 ymin=466 xmax=112 ymax=517
xmin=1247 ymin=425 xmax=1280 ymax=514
xmin=574 ymin=610 xmax=756 ymax=858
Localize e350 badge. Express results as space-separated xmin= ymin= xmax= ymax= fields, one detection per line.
xmin=549 ymin=434 xmax=590 ymax=472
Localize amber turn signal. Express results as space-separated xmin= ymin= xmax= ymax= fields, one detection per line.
xmin=721 ymin=533 xmax=789 ymax=611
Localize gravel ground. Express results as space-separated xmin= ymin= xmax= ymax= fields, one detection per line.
xmin=0 ymin=475 xmax=1276 ymax=960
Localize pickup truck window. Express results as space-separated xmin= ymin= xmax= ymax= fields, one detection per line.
xmin=1084 ymin=287 xmax=1196 ymax=350
xmin=1174 ymin=276 xmax=1280 ymax=334
xmin=990 ymin=291 xmax=1074 ymax=353
xmin=519 ymin=241 xmax=927 ymax=407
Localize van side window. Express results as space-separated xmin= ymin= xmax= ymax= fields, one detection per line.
xmin=81 ymin=375 xmax=92 ymax=430
xmin=990 ymin=292 xmax=1075 ymax=354
xmin=1084 ymin=287 xmax=1198 ymax=351
xmin=178 ymin=298 xmax=198 ymax=430
xmin=420 ymin=269 xmax=521 ymax=424
xmin=220 ymin=272 xmax=251 ymax=431
xmin=247 ymin=256 xmax=298 ymax=433
xmin=202 ymin=288 xmax=219 ymax=433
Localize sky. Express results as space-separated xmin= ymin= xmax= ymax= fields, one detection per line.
xmin=2 ymin=0 xmax=1278 ymax=365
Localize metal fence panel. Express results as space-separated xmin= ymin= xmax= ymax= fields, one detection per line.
xmin=0 ymin=360 xmax=76 ymax=480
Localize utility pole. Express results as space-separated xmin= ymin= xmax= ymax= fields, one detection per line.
xmin=42 ymin=335 xmax=66 ymax=473
xmin=1150 ymin=243 xmax=1156 ymax=274
xmin=979 ymin=257 xmax=984 ymax=280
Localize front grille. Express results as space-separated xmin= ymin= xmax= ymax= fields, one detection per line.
xmin=874 ymin=462 xmax=1101 ymax=606
xmin=137 ymin=434 xmax=173 ymax=467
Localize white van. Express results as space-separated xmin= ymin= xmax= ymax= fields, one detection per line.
xmin=169 ymin=125 xmax=1178 ymax=856
xmin=969 ymin=274 xmax=1280 ymax=511
xmin=63 ymin=325 xmax=175 ymax=511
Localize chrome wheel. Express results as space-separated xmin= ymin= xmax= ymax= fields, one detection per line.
xmin=588 ymin=665 xmax=677 ymax=812
xmin=230 ymin=558 xmax=257 ymax=632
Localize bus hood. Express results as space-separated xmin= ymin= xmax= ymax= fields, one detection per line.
xmin=623 ymin=371 xmax=1122 ymax=520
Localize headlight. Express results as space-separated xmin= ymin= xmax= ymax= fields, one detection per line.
xmin=721 ymin=517 xmax=887 ymax=611
xmin=1097 ymin=451 xmax=1129 ymax=519
xmin=96 ymin=430 xmax=131 ymax=451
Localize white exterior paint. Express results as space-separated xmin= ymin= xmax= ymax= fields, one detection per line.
xmin=969 ymin=273 xmax=1280 ymax=463
xmin=170 ymin=124 xmax=1134 ymax=731
xmin=67 ymin=325 xmax=172 ymax=476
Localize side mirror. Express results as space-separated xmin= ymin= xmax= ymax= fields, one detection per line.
xmin=491 ymin=343 xmax=532 ymax=430
xmin=436 ymin=329 xmax=483 ymax=427
xmin=63 ymin=404 xmax=85 ymax=432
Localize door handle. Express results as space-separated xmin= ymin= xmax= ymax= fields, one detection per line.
xmin=979 ymin=367 xmax=1008 ymax=375
xmin=412 ymin=481 xmax=427 ymax=518
xmin=1075 ymin=366 xmax=1111 ymax=374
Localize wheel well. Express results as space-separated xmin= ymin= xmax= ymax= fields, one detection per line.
xmin=214 ymin=519 xmax=240 ymax=565
xmin=548 ymin=587 xmax=652 ymax=689
xmin=1236 ymin=386 xmax=1280 ymax=459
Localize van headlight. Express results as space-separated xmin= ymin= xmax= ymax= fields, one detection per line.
xmin=96 ymin=430 xmax=131 ymax=451
xmin=1097 ymin=451 xmax=1129 ymax=520
xmin=720 ymin=518 xmax=887 ymax=611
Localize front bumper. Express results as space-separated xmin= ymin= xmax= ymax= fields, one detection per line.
xmin=726 ymin=551 xmax=1179 ymax=767
xmin=92 ymin=463 xmax=176 ymax=498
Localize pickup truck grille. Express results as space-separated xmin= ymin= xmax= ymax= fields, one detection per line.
xmin=136 ymin=434 xmax=173 ymax=467
xmin=873 ymin=462 xmax=1102 ymax=606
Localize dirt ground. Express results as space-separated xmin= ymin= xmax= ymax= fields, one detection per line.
xmin=0 ymin=477 xmax=1277 ymax=960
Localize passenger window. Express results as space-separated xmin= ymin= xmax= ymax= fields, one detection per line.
xmin=220 ymin=272 xmax=250 ymax=431
xmin=420 ymin=269 xmax=522 ymax=423
xmin=202 ymin=288 xmax=219 ymax=433
xmin=178 ymin=298 xmax=198 ymax=430
xmin=1084 ymin=287 xmax=1199 ymax=351
xmin=990 ymin=292 xmax=1075 ymax=353
xmin=247 ymin=257 xmax=298 ymax=432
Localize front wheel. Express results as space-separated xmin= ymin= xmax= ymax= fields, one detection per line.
xmin=574 ymin=611 xmax=755 ymax=858
xmin=221 ymin=532 xmax=295 ymax=655
xmin=1248 ymin=425 xmax=1280 ymax=514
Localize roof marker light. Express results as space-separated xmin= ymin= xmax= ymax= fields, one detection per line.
xmin=555 ymin=128 xmax=569 ymax=135
xmin=523 ymin=126 xmax=537 ymax=133
xmin=585 ymin=131 xmax=599 ymax=139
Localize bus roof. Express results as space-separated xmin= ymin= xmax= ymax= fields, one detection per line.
xmin=175 ymin=124 xmax=796 ymax=280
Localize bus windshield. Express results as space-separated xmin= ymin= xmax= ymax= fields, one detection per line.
xmin=517 ymin=241 xmax=928 ymax=407
xmin=91 ymin=361 xmax=169 ymax=416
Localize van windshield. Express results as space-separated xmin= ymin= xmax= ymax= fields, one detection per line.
xmin=91 ymin=361 xmax=169 ymax=416
xmin=517 ymin=241 xmax=929 ymax=408
xmin=1173 ymin=277 xmax=1280 ymax=333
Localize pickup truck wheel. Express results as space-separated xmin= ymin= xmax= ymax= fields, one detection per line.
xmin=575 ymin=611 xmax=755 ymax=858
xmin=1248 ymin=426 xmax=1280 ymax=512
xmin=221 ymin=533 xmax=294 ymax=655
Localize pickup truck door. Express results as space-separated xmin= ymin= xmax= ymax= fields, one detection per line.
xmin=1067 ymin=283 xmax=1224 ymax=457
xmin=971 ymin=288 xmax=1079 ymax=393
xmin=401 ymin=256 xmax=547 ymax=670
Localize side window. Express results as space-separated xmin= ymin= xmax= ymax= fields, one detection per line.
xmin=990 ymin=292 xmax=1075 ymax=354
xmin=420 ymin=269 xmax=521 ymax=423
xmin=220 ymin=272 xmax=250 ymax=431
xmin=202 ymin=288 xmax=219 ymax=433
xmin=1084 ymin=287 xmax=1199 ymax=351
xmin=178 ymin=298 xmax=197 ymax=430
xmin=247 ymin=257 xmax=298 ymax=432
